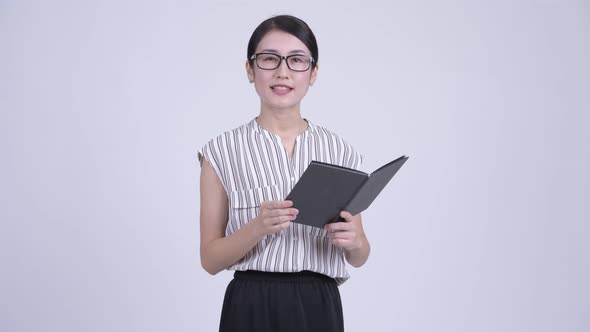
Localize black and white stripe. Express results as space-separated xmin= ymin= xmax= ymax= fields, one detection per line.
xmin=198 ymin=118 xmax=362 ymax=285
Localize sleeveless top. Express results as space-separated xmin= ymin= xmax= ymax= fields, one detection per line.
xmin=198 ymin=118 xmax=363 ymax=285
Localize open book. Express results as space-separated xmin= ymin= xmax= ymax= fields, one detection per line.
xmin=285 ymin=155 xmax=409 ymax=228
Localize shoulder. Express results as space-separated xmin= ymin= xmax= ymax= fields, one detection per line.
xmin=307 ymin=120 xmax=364 ymax=169
xmin=199 ymin=120 xmax=254 ymax=150
xmin=309 ymin=120 xmax=358 ymax=149
xmin=205 ymin=120 xmax=253 ymax=145
xmin=197 ymin=119 xmax=254 ymax=164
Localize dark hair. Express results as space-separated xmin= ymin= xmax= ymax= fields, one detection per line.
xmin=247 ymin=15 xmax=318 ymax=69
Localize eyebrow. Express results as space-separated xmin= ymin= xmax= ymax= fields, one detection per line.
xmin=259 ymin=49 xmax=308 ymax=55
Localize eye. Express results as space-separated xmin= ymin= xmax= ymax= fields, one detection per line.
xmin=261 ymin=54 xmax=279 ymax=62
xmin=290 ymin=56 xmax=304 ymax=63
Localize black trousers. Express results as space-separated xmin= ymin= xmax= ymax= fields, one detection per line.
xmin=219 ymin=270 xmax=344 ymax=332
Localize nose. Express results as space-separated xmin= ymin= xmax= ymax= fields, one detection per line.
xmin=275 ymin=58 xmax=290 ymax=77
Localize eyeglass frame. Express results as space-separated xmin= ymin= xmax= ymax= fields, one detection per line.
xmin=250 ymin=52 xmax=315 ymax=72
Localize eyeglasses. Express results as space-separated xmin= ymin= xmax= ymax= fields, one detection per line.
xmin=250 ymin=53 xmax=314 ymax=72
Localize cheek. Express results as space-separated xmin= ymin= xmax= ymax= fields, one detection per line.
xmin=252 ymin=71 xmax=272 ymax=84
xmin=254 ymin=84 xmax=267 ymax=97
xmin=297 ymin=85 xmax=310 ymax=97
xmin=295 ymin=76 xmax=312 ymax=93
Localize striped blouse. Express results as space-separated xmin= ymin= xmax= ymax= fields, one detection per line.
xmin=197 ymin=118 xmax=363 ymax=285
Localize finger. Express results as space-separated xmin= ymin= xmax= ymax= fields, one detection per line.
xmin=330 ymin=238 xmax=351 ymax=248
xmin=325 ymin=222 xmax=352 ymax=233
xmin=271 ymin=221 xmax=292 ymax=232
xmin=269 ymin=215 xmax=296 ymax=225
xmin=327 ymin=230 xmax=353 ymax=240
xmin=339 ymin=211 xmax=353 ymax=221
xmin=267 ymin=207 xmax=299 ymax=217
xmin=264 ymin=200 xmax=293 ymax=210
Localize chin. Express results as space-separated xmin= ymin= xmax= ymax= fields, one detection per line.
xmin=263 ymin=98 xmax=302 ymax=111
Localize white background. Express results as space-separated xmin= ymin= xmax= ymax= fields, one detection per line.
xmin=1 ymin=0 xmax=589 ymax=331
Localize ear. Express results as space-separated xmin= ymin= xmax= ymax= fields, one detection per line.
xmin=310 ymin=63 xmax=319 ymax=86
xmin=246 ymin=60 xmax=255 ymax=82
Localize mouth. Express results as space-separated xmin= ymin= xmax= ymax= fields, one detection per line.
xmin=271 ymin=84 xmax=294 ymax=91
xmin=270 ymin=84 xmax=293 ymax=96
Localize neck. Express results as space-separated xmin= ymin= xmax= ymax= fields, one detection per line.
xmin=256 ymin=106 xmax=308 ymax=136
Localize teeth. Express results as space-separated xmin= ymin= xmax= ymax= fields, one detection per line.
xmin=272 ymin=86 xmax=290 ymax=90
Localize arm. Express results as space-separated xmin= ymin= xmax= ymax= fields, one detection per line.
xmin=199 ymin=159 xmax=298 ymax=275
xmin=324 ymin=211 xmax=371 ymax=267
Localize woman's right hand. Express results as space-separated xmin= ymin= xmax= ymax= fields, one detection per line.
xmin=252 ymin=200 xmax=298 ymax=237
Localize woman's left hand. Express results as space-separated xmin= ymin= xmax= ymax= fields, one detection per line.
xmin=324 ymin=211 xmax=363 ymax=252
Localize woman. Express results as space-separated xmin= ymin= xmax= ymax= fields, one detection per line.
xmin=198 ymin=15 xmax=370 ymax=332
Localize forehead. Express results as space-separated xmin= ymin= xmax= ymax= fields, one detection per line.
xmin=256 ymin=30 xmax=311 ymax=55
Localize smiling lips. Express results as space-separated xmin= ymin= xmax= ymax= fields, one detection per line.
xmin=271 ymin=84 xmax=293 ymax=95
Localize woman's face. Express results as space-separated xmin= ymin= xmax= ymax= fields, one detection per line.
xmin=246 ymin=30 xmax=318 ymax=112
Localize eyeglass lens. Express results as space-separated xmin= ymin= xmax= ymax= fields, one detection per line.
xmin=255 ymin=53 xmax=312 ymax=72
